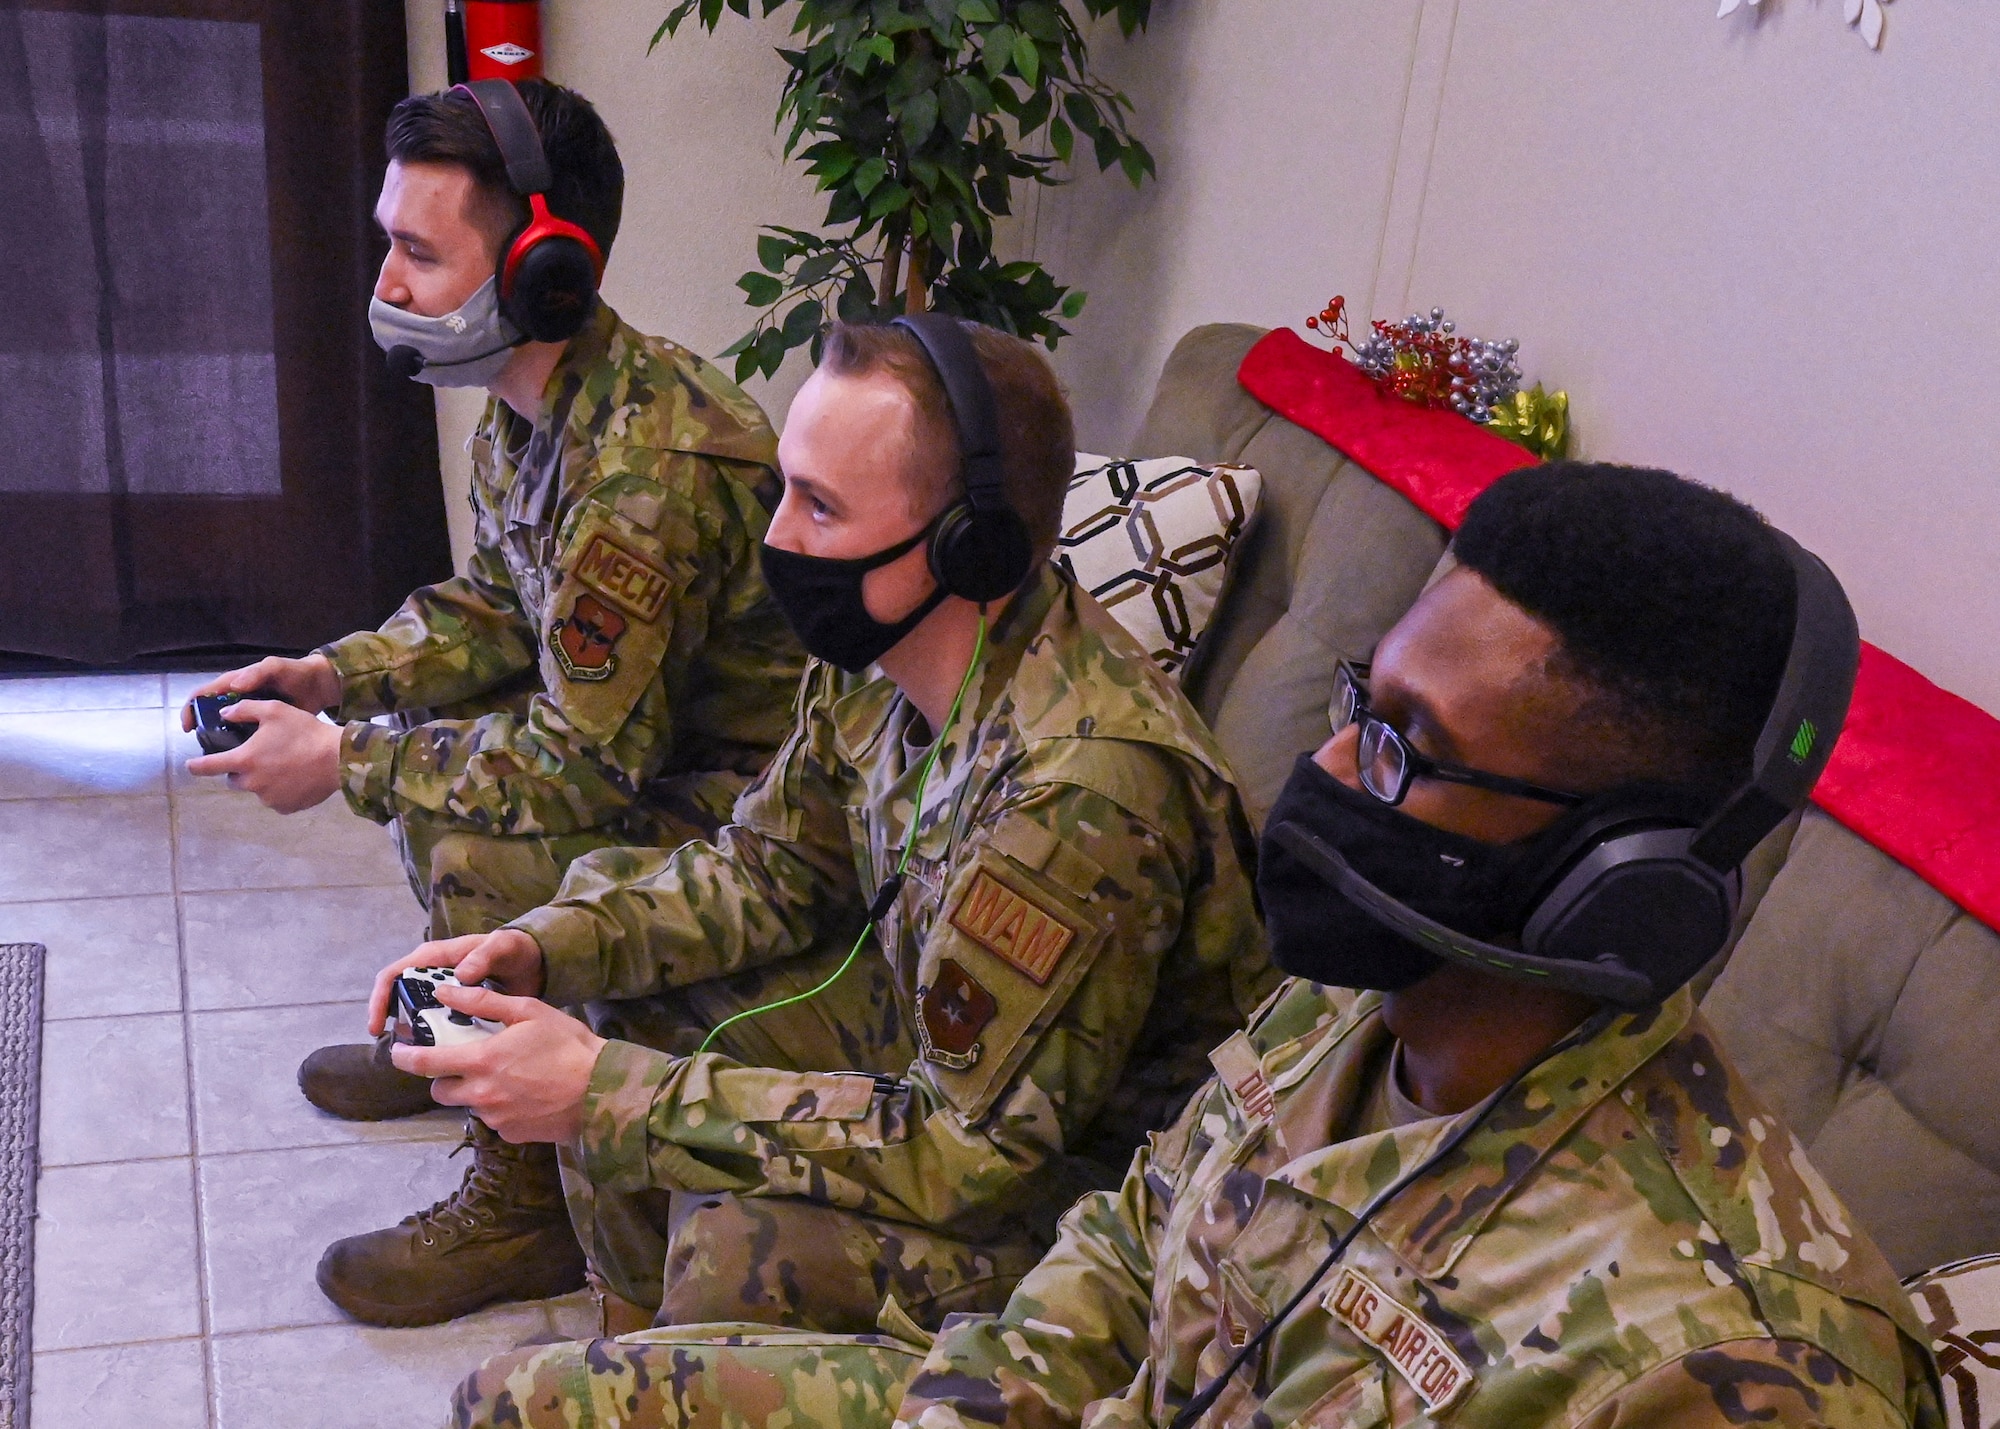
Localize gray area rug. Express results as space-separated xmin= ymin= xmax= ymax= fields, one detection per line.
xmin=0 ymin=945 xmax=44 ymax=1429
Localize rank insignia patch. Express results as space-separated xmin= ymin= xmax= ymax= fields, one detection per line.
xmin=917 ymin=958 xmax=996 ymax=1069
xmin=949 ymin=868 xmax=1078 ymax=985
xmin=572 ymin=533 xmax=674 ymax=623
xmin=550 ymin=593 xmax=626 ymax=682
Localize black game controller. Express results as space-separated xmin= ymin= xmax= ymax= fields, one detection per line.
xmin=190 ymin=688 xmax=287 ymax=755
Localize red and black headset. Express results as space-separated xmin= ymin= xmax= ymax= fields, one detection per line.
xmin=454 ymin=78 xmax=604 ymax=343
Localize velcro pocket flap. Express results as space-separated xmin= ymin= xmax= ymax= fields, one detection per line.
xmin=541 ymin=504 xmax=695 ymax=743
xmin=913 ymin=839 xmax=1110 ymax=1123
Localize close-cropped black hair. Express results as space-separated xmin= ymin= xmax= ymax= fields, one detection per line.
xmin=1452 ymin=461 xmax=1796 ymax=795
xmin=385 ymin=79 xmax=623 ymax=260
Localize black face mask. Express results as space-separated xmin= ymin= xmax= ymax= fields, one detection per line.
xmin=760 ymin=525 xmax=948 ymax=673
xmin=1257 ymin=754 xmax=1567 ymax=992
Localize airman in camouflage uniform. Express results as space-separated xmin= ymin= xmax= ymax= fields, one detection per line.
xmin=500 ymin=559 xmax=1275 ymax=1330
xmin=447 ymin=979 xmax=1943 ymax=1429
xmin=322 ymin=298 xmax=804 ymax=938
xmin=306 ymin=298 xmax=805 ymax=1326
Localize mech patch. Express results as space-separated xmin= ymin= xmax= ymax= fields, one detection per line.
xmin=549 ymin=592 xmax=625 ymax=681
xmin=948 ymin=867 xmax=1078 ymax=985
xmin=572 ymin=531 xmax=674 ymax=623
xmin=1324 ymin=1268 xmax=1474 ymax=1414
xmin=917 ymin=958 xmax=997 ymax=1069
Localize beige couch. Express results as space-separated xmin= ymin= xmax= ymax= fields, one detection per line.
xmin=1132 ymin=322 xmax=2000 ymax=1278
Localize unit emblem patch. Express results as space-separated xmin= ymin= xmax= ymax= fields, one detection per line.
xmin=917 ymin=958 xmax=996 ymax=1069
xmin=1324 ymin=1268 xmax=1475 ymax=1414
xmin=949 ymin=868 xmax=1078 ymax=985
xmin=550 ymin=593 xmax=626 ymax=682
xmin=572 ymin=533 xmax=674 ymax=623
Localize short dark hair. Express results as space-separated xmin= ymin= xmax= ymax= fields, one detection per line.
xmin=819 ymin=320 xmax=1075 ymax=561
xmin=1452 ymin=462 xmax=1796 ymax=796
xmin=385 ymin=79 xmax=623 ymax=260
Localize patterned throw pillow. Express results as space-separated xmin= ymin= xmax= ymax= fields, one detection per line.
xmin=1906 ymin=1252 xmax=2000 ymax=1429
xmin=1056 ymin=454 xmax=1262 ymax=679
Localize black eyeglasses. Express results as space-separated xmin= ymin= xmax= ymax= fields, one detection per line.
xmin=1330 ymin=661 xmax=1585 ymax=808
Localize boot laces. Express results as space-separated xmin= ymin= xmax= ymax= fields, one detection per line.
xmin=408 ymin=1126 xmax=507 ymax=1248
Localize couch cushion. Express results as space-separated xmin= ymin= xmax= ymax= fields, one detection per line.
xmin=1703 ymin=808 xmax=2000 ymax=1276
xmin=1130 ymin=324 xmax=1445 ymax=825
xmin=1905 ymin=1252 xmax=2000 ymax=1429
xmin=1058 ymin=455 xmax=1261 ymax=679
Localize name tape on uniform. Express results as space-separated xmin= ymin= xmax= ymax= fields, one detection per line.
xmin=573 ymin=534 xmax=673 ymax=624
xmin=1324 ymin=1267 xmax=1474 ymax=1414
xmin=1208 ymin=1030 xmax=1276 ymax=1125
xmin=949 ymin=868 xmax=1076 ymax=985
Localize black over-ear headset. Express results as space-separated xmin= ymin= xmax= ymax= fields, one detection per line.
xmin=890 ymin=313 xmax=1037 ymax=604
xmin=1270 ymin=530 xmax=1861 ymax=1007
xmin=456 ymin=79 xmax=604 ymax=343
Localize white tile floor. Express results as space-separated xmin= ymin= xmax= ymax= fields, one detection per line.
xmin=2 ymin=674 xmax=594 ymax=1428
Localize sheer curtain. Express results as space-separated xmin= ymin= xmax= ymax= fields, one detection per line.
xmin=0 ymin=0 xmax=449 ymax=665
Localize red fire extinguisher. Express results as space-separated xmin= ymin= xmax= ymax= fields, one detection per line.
xmin=445 ymin=0 xmax=543 ymax=85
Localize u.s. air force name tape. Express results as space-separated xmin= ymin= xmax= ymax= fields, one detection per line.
xmin=1324 ymin=1266 xmax=1475 ymax=1414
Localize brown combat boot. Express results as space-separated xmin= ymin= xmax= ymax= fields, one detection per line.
xmin=315 ymin=1119 xmax=586 ymax=1327
xmin=297 ymin=1035 xmax=438 ymax=1122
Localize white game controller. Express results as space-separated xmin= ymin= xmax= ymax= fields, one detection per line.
xmin=390 ymin=966 xmax=503 ymax=1049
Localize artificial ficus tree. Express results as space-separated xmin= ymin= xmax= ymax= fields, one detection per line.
xmin=655 ymin=0 xmax=1156 ymax=380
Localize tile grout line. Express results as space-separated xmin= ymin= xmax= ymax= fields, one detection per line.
xmin=42 ymin=1128 xmax=470 ymax=1174
xmin=165 ymin=754 xmax=224 ymax=1429
xmin=0 ymin=879 xmax=411 ymax=911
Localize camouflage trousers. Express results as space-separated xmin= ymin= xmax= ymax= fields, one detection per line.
xmin=564 ymin=937 xmax=1045 ymax=1331
xmin=381 ymin=681 xmax=743 ymax=938
xmin=449 ymin=1323 xmax=927 ymax=1429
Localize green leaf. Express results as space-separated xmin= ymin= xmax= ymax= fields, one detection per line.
xmin=737 ymin=271 xmax=785 ymax=306
xmin=836 ymin=275 xmax=877 ymax=321
xmin=781 ymin=296 xmax=825 ymax=345
xmin=793 ymin=251 xmax=841 ymax=286
xmin=852 ymin=155 xmax=890 ymax=196
xmin=900 ymin=89 xmax=939 ymax=147
xmin=754 ymin=326 xmax=790 ymax=378
xmin=757 ymin=233 xmax=792 ymax=272
xmin=865 ymin=180 xmax=911 ymax=220
xmin=1016 ymin=88 xmax=1050 ymax=134
xmin=1059 ymin=288 xmax=1087 ymax=319
xmin=1014 ymin=1 xmax=1061 ymax=41
xmin=1011 ymin=30 xmax=1040 ymax=85
xmin=956 ymin=0 xmax=1000 ymax=20
xmin=981 ymin=23 xmax=1016 ymax=77
xmin=1049 ymin=114 xmax=1073 ymax=162
xmin=719 ymin=330 xmax=757 ymax=357
xmin=1117 ymin=141 xmax=1148 ymax=186
xmin=1063 ymin=92 xmax=1100 ymax=137
xmin=938 ymin=78 xmax=974 ymax=138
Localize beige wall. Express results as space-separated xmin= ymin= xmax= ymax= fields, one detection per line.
xmin=405 ymin=0 xmax=1999 ymax=715
xmin=1024 ymin=0 xmax=2000 ymax=716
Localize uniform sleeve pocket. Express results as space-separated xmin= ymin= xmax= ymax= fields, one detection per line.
xmin=911 ymin=831 xmax=1111 ymax=1124
xmin=541 ymin=504 xmax=695 ymax=744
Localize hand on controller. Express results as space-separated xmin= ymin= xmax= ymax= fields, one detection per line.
xmin=367 ymin=929 xmax=547 ymax=1037
xmin=180 ymin=653 xmax=342 ymax=728
xmin=388 ymin=980 xmax=604 ymax=1145
xmin=181 ymin=655 xmax=344 ymax=813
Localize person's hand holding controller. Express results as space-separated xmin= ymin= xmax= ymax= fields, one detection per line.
xmin=366 ymin=929 xmax=548 ymax=1037
xmin=180 ymin=653 xmax=342 ymax=726
xmin=181 ymin=654 xmax=346 ymax=812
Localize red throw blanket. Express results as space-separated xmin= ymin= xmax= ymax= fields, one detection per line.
xmin=1238 ymin=326 xmax=2000 ymax=934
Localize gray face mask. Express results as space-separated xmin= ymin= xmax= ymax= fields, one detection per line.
xmin=368 ymin=276 xmax=523 ymax=388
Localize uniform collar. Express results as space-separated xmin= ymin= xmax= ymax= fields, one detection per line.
xmin=827 ymin=564 xmax=1063 ymax=768
xmin=1265 ymin=987 xmax=1694 ymax=1278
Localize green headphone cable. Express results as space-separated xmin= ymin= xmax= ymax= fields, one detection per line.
xmin=696 ymin=615 xmax=990 ymax=1057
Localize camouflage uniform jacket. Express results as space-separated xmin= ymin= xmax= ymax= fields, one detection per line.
xmin=896 ymin=980 xmax=1945 ymax=1429
xmin=321 ymin=301 xmax=805 ymax=836
xmin=510 ymin=565 xmax=1277 ymax=1243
